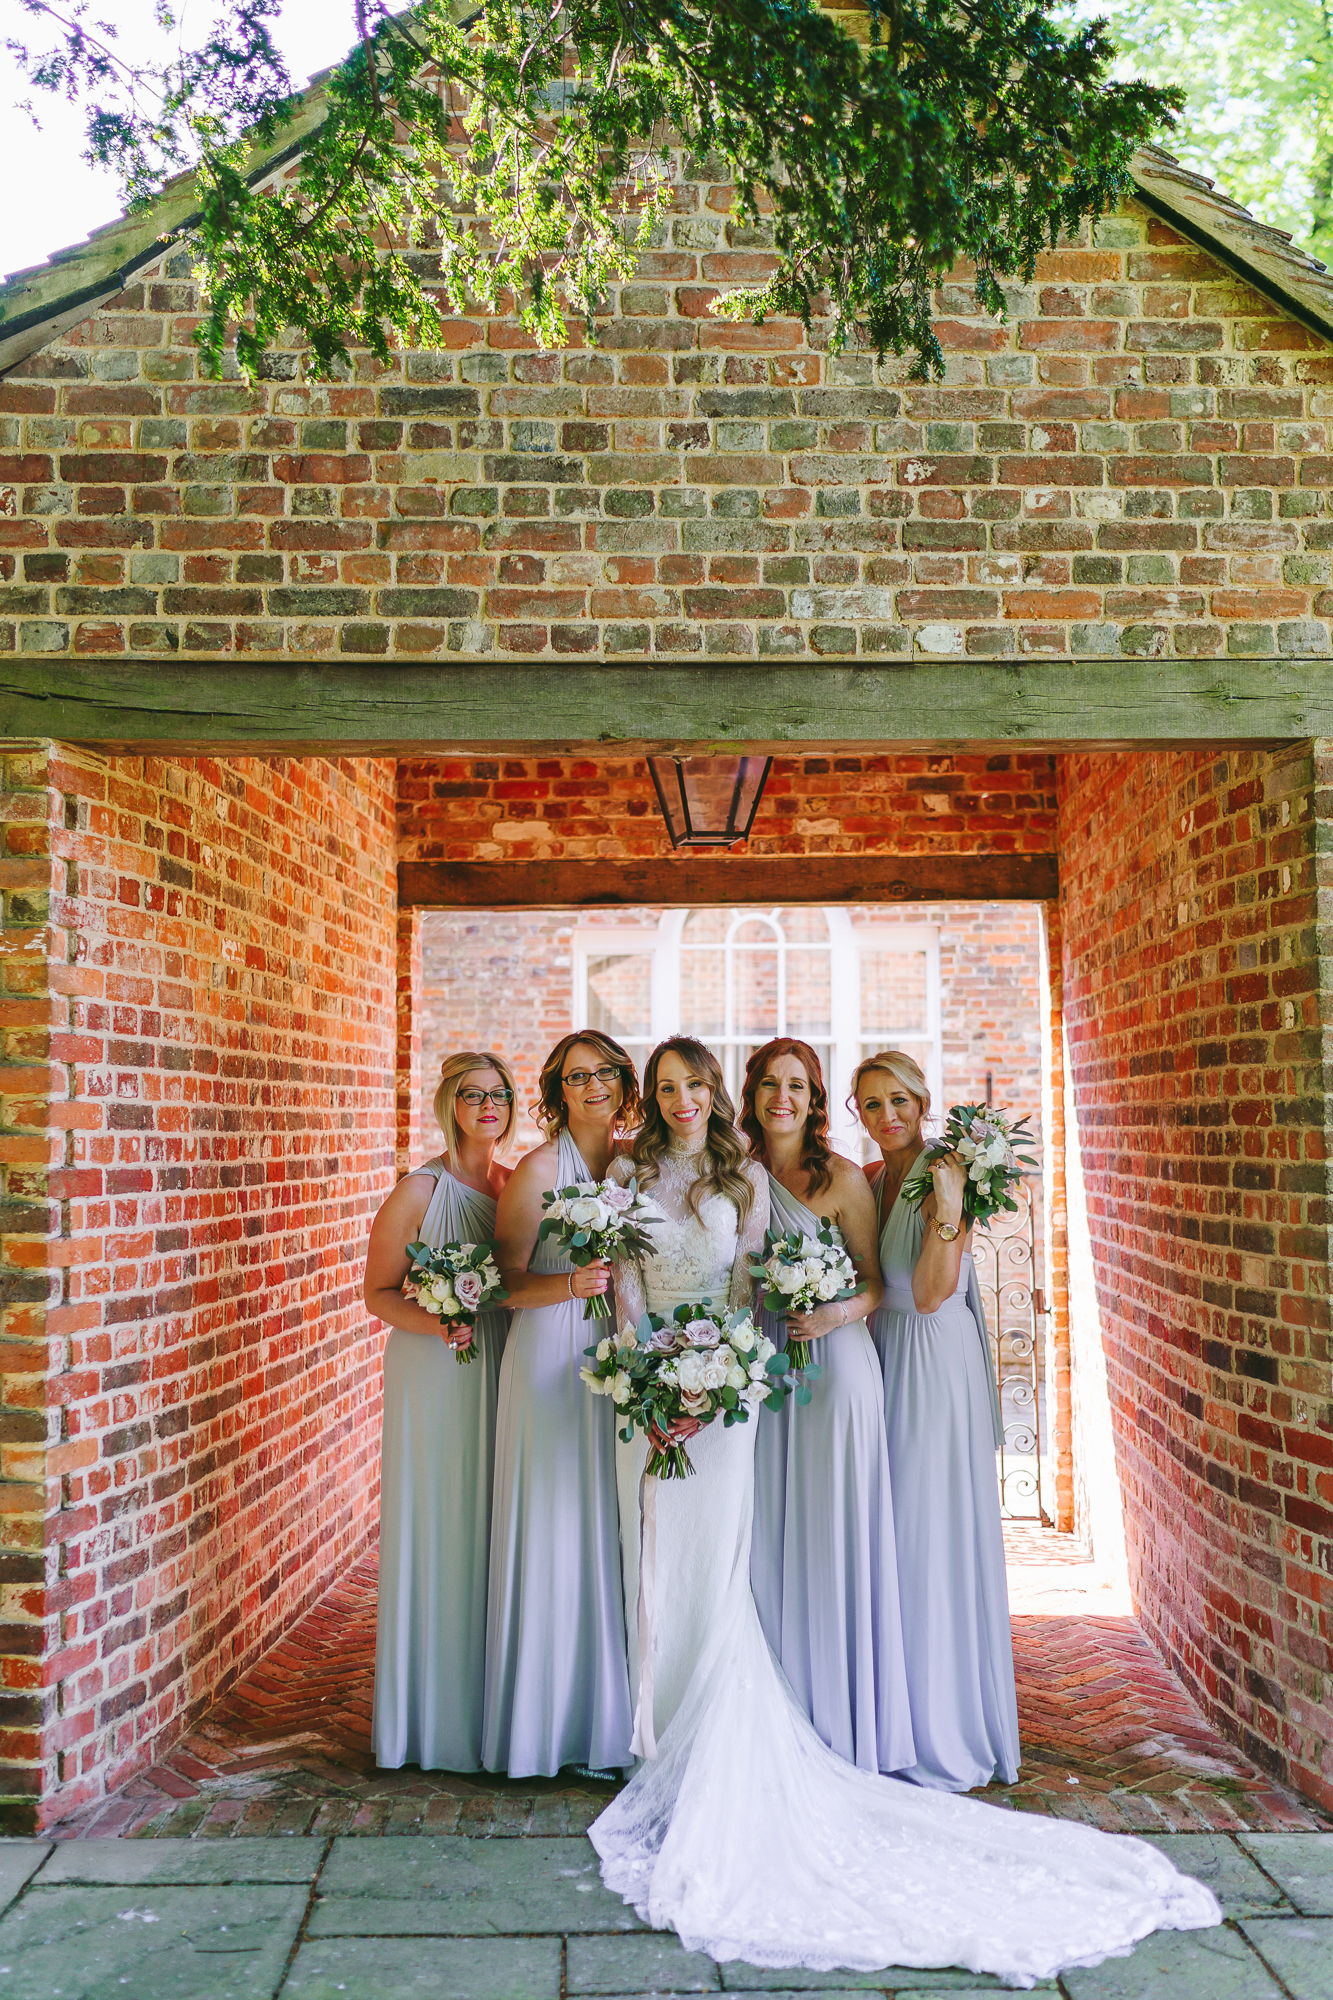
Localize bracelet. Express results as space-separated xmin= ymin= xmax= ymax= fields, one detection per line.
xmin=568 ymin=1271 xmax=575 ymax=1299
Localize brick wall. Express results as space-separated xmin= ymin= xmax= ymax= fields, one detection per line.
xmin=3 ymin=202 xmax=1332 ymax=667
xmin=0 ymin=744 xmax=397 ymax=1829
xmin=1059 ymin=744 xmax=1333 ymax=1808
xmin=397 ymin=752 xmax=1059 ymax=863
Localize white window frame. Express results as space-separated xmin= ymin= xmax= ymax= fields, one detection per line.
xmin=573 ymin=910 xmax=942 ymax=1152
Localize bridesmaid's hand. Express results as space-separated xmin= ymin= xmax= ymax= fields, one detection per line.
xmin=784 ymin=1309 xmax=834 ymax=1343
xmin=929 ymin=1152 xmax=967 ymax=1227
xmin=570 ymin=1259 xmax=611 ymax=1300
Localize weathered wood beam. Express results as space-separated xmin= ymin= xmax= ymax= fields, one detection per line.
xmin=0 ymin=659 xmax=1323 ymax=752
xmin=399 ymin=853 xmax=1059 ymax=908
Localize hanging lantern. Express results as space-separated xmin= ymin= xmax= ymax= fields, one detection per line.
xmin=647 ymin=754 xmax=772 ymax=849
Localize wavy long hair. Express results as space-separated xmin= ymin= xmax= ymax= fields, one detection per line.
xmin=433 ymin=1050 xmax=519 ymax=1159
xmin=740 ymin=1038 xmax=834 ymax=1198
xmin=633 ymin=1036 xmax=755 ymax=1224
xmin=534 ymin=1029 xmax=641 ymax=1138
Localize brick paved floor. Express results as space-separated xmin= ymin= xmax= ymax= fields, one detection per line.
xmin=53 ymin=1529 xmax=1329 ymax=1841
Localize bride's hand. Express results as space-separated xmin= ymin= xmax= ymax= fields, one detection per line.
xmin=653 ymin=1416 xmax=704 ymax=1445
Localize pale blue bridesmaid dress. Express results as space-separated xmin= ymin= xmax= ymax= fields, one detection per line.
xmin=373 ymin=1160 xmax=505 ymax=1771
xmin=869 ymin=1170 xmax=1020 ymax=1790
xmin=481 ymin=1128 xmax=634 ymax=1776
xmin=750 ymin=1175 xmax=915 ymax=1774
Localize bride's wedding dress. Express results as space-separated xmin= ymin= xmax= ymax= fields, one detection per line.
xmin=591 ymin=1142 xmax=1221 ymax=1990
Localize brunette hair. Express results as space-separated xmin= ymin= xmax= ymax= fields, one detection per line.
xmin=534 ymin=1029 xmax=641 ymax=1137
xmin=633 ymin=1036 xmax=756 ymax=1224
xmin=740 ymin=1038 xmax=835 ymax=1198
xmin=434 ymin=1050 xmax=519 ymax=1158
xmin=849 ymin=1049 xmax=932 ymax=1123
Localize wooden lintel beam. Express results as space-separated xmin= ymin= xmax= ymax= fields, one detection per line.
xmin=0 ymin=659 xmax=1325 ymax=752
xmin=398 ymin=853 xmax=1059 ymax=908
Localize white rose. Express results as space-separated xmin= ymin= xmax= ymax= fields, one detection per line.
xmin=610 ymin=1369 xmax=633 ymax=1405
xmin=699 ymin=1353 xmax=729 ymax=1391
xmin=748 ymin=1356 xmax=769 ymax=1382
xmin=815 ymin=1273 xmax=840 ymax=1300
xmin=725 ymin=1362 xmax=746 ymax=1390
xmin=802 ymin=1258 xmax=825 ymax=1282
xmin=567 ymin=1196 xmax=604 ymax=1228
xmin=755 ymin=1335 xmax=775 ymax=1364
xmin=799 ymin=1234 xmax=822 ymax=1258
xmin=595 ymin=1337 xmax=613 ymax=1362
xmin=576 ymin=1180 xmax=598 ymax=1195
xmin=729 ymin=1320 xmax=755 ymax=1353
xmin=676 ymin=1351 xmax=708 ymax=1395
xmin=545 ymin=1198 xmax=568 ymax=1222
xmin=772 ymin=1262 xmax=803 ymax=1295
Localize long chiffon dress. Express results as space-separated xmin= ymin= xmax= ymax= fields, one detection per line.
xmin=589 ymin=1148 xmax=1221 ymax=1986
xmin=373 ymin=1160 xmax=505 ymax=1771
xmin=749 ymin=1174 xmax=915 ymax=1773
xmin=868 ymin=1168 xmax=1021 ymax=1791
xmin=481 ymin=1128 xmax=634 ymax=1776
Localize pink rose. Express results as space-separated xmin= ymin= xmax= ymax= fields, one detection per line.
xmin=602 ymin=1183 xmax=634 ymax=1213
xmin=454 ymin=1270 xmax=484 ymax=1311
xmin=679 ymin=1387 xmax=711 ymax=1417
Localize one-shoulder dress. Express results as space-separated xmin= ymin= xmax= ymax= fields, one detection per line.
xmin=868 ymin=1170 xmax=1021 ymax=1791
xmin=750 ymin=1173 xmax=914 ymax=1773
xmin=373 ymin=1160 xmax=506 ymax=1771
xmin=481 ymin=1128 xmax=634 ymax=1775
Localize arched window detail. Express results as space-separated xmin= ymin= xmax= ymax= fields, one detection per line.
xmin=573 ymin=907 xmax=942 ymax=1151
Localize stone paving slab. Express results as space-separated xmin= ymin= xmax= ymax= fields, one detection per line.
xmin=281 ymin=1934 xmax=563 ymax=1999
xmin=1059 ymin=1923 xmax=1282 ymax=1999
xmin=38 ymin=1834 xmax=327 ymax=1884
xmin=717 ymin=1970 xmax=1042 ymax=1992
xmin=568 ymin=1933 xmax=722 ymax=1991
xmin=1238 ymin=1832 xmax=1333 ymax=1914
xmin=0 ymin=1881 xmax=308 ymax=2000
xmin=1240 ymin=1916 xmax=1333 ymax=2000
xmin=309 ymin=1833 xmax=647 ymax=1935
xmin=1138 ymin=1833 xmax=1293 ymax=1917
xmin=0 ymin=1843 xmax=51 ymax=1916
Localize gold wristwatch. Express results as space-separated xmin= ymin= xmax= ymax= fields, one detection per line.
xmin=935 ymin=1220 xmax=962 ymax=1242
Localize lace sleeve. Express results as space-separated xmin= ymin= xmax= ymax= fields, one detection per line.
xmin=608 ymin=1154 xmax=648 ymax=1330
xmin=728 ymin=1161 xmax=770 ymax=1310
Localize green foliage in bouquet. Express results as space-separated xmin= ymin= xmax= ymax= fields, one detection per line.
xmin=749 ymin=1220 xmax=857 ymax=1375
xmin=899 ymin=1105 xmax=1037 ymax=1229
xmin=403 ymin=1236 xmax=508 ymax=1361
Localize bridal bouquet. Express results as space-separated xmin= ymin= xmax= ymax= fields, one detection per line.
xmin=403 ymin=1239 xmax=507 ymax=1362
xmin=538 ymin=1176 xmax=659 ymax=1320
xmin=750 ymin=1221 xmax=854 ymax=1373
xmin=581 ymin=1300 xmax=797 ymax=1477
xmin=900 ymin=1103 xmax=1037 ymax=1227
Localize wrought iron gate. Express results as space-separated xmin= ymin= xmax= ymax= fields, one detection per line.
xmin=969 ymin=1174 xmax=1049 ymax=1521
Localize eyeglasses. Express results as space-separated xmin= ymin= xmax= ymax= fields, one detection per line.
xmin=458 ymin=1087 xmax=514 ymax=1107
xmin=563 ymin=1066 xmax=622 ymax=1087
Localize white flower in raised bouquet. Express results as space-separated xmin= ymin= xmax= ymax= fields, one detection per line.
xmin=538 ymin=1174 xmax=661 ymax=1320
xmin=899 ymin=1103 xmax=1037 ymax=1228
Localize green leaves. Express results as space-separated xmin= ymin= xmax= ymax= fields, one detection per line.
xmin=8 ymin=0 xmax=1181 ymax=380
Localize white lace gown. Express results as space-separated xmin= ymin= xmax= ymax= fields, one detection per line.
xmin=590 ymin=1145 xmax=1222 ymax=1989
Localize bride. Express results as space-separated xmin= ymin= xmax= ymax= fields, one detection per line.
xmin=592 ymin=1035 xmax=1221 ymax=1988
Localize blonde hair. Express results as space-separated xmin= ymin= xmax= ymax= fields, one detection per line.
xmin=849 ymin=1049 xmax=932 ymax=1123
xmin=434 ymin=1051 xmax=518 ymax=1160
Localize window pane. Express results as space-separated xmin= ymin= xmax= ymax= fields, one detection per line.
xmin=682 ymin=908 xmax=729 ymax=945
xmin=785 ymin=947 xmax=831 ymax=1039
xmin=859 ymin=947 xmax=929 ymax=1036
xmin=731 ymin=915 xmax=781 ymax=945
xmin=777 ymin=906 xmax=829 ymax=943
xmin=680 ymin=948 xmax=726 ymax=1038
xmin=733 ymin=942 xmax=779 ymax=1040
xmin=585 ymin=952 xmax=652 ymax=1042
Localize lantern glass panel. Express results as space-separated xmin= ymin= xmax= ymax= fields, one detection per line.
xmin=647 ymin=754 xmax=771 ymax=847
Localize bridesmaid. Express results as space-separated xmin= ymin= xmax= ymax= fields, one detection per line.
xmin=482 ymin=1030 xmax=640 ymax=1778
xmin=365 ymin=1049 xmax=518 ymax=1771
xmin=857 ymin=1049 xmax=1020 ymax=1791
xmin=741 ymin=1039 xmax=914 ymax=1776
